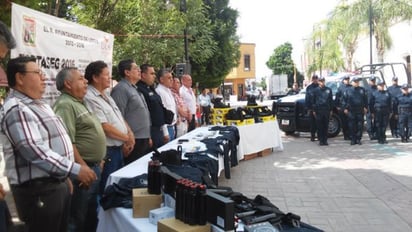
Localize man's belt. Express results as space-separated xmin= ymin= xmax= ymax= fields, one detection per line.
xmin=374 ymin=106 xmax=389 ymax=110
xmin=85 ymin=160 xmax=101 ymax=167
xmin=15 ymin=177 xmax=65 ymax=188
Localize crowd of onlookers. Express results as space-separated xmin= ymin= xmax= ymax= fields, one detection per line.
xmin=0 ymin=21 xmax=216 ymax=231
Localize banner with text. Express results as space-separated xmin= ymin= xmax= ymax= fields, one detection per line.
xmin=11 ymin=3 xmax=114 ymax=104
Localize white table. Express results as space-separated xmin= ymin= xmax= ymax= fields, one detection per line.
xmin=97 ymin=121 xmax=283 ymax=232
xmin=237 ymin=120 xmax=283 ymax=160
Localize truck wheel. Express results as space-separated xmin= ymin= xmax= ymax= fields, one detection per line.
xmin=285 ymin=131 xmax=295 ymax=135
xmin=328 ymin=113 xmax=341 ymax=137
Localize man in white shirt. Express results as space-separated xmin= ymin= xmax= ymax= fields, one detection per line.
xmin=180 ymin=74 xmax=197 ymax=132
xmin=156 ymin=69 xmax=177 ymax=140
xmin=198 ymin=88 xmax=212 ymax=125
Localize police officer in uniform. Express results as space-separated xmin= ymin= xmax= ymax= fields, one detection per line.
xmin=387 ymin=76 xmax=402 ymax=138
xmin=305 ymin=74 xmax=319 ymax=141
xmin=137 ymin=64 xmax=169 ymax=148
xmin=365 ymin=76 xmax=378 ymax=139
xmin=335 ymin=75 xmax=351 ymax=140
xmin=393 ymin=84 xmax=412 ymax=143
xmin=343 ymin=77 xmax=368 ymax=145
xmin=369 ymin=80 xmax=392 ymax=144
xmin=311 ymin=76 xmax=333 ymax=146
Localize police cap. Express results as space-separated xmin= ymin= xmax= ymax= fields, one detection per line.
xmin=318 ymin=76 xmax=325 ymax=82
xmin=376 ymin=79 xmax=385 ymax=85
xmin=343 ymin=75 xmax=350 ymax=80
xmin=392 ymin=76 xmax=398 ymax=81
xmin=401 ymin=83 xmax=409 ymax=89
xmin=369 ymin=76 xmax=376 ymax=81
xmin=352 ymin=77 xmax=361 ymax=82
xmin=312 ymin=74 xmax=319 ymax=80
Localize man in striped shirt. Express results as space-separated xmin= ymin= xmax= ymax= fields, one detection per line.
xmin=0 ymin=56 xmax=96 ymax=232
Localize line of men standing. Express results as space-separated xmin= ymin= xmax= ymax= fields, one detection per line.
xmin=306 ymin=73 xmax=412 ymax=147
xmin=0 ymin=54 xmax=200 ymax=231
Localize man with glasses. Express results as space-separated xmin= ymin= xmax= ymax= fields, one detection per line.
xmin=111 ymin=59 xmax=152 ymax=164
xmin=1 ymin=56 xmax=96 ymax=231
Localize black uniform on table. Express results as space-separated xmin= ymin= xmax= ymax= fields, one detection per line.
xmin=387 ymin=76 xmax=402 ymax=138
xmin=311 ymin=77 xmax=333 ymax=146
xmin=342 ymin=77 xmax=368 ymax=145
xmin=365 ymin=76 xmax=378 ymax=140
xmin=335 ymin=75 xmax=351 ymax=140
xmin=369 ymin=80 xmax=392 ymax=144
xmin=305 ymin=75 xmax=319 ymax=141
xmin=393 ymin=84 xmax=412 ymax=142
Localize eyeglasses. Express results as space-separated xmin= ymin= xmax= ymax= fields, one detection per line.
xmin=22 ymin=70 xmax=45 ymax=76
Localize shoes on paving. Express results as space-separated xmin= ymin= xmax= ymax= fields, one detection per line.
xmin=310 ymin=137 xmax=315 ymax=142
xmin=350 ymin=141 xmax=356 ymax=145
xmin=357 ymin=140 xmax=362 ymax=145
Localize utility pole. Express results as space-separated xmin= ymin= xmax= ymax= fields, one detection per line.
xmin=180 ymin=0 xmax=189 ymax=65
xmin=369 ymin=0 xmax=373 ymax=71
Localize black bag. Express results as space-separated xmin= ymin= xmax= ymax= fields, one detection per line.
xmin=152 ymin=146 xmax=182 ymax=166
xmin=163 ymin=106 xmax=175 ymax=124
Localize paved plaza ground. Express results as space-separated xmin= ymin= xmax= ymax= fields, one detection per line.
xmin=219 ymin=132 xmax=412 ymax=231
xmin=1 ymin=130 xmax=412 ymax=231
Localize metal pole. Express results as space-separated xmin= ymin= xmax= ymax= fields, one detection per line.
xmin=369 ymin=0 xmax=373 ymax=68
xmin=180 ymin=0 xmax=189 ymax=64
xmin=184 ymin=28 xmax=189 ymax=64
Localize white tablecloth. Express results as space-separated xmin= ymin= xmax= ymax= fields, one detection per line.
xmin=237 ymin=120 xmax=283 ymax=160
xmin=97 ymin=121 xmax=283 ymax=232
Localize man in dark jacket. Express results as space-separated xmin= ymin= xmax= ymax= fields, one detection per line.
xmin=137 ymin=64 xmax=169 ymax=149
xmin=305 ymin=75 xmax=319 ymax=141
xmin=369 ymin=80 xmax=392 ymax=144
xmin=335 ymin=75 xmax=351 ymax=140
xmin=311 ymin=76 xmax=333 ymax=146
xmin=387 ymin=76 xmax=402 ymax=138
xmin=393 ymin=84 xmax=412 ymax=143
xmin=343 ymin=77 xmax=368 ymax=145
xmin=365 ymin=76 xmax=378 ymax=139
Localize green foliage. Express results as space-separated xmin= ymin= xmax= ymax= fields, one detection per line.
xmin=266 ymin=42 xmax=294 ymax=75
xmin=259 ymin=77 xmax=267 ymax=91
xmin=191 ymin=0 xmax=240 ymax=89
xmin=1 ymin=0 xmax=239 ymax=86
xmin=266 ymin=42 xmax=304 ymax=87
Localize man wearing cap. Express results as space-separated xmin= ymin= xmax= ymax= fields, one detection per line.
xmin=335 ymin=75 xmax=351 ymax=140
xmin=305 ymin=74 xmax=319 ymax=141
xmin=311 ymin=76 xmax=333 ymax=146
xmin=387 ymin=76 xmax=402 ymax=138
xmin=393 ymin=84 xmax=412 ymax=142
xmin=369 ymin=80 xmax=392 ymax=144
xmin=343 ymin=77 xmax=368 ymax=145
xmin=366 ymin=76 xmax=378 ymax=140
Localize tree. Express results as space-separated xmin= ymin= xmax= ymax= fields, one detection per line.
xmin=324 ymin=0 xmax=412 ymax=65
xmin=190 ymin=0 xmax=240 ymax=88
xmin=266 ymin=42 xmax=304 ymax=87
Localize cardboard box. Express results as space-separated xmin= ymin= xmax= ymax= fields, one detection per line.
xmin=149 ymin=207 xmax=175 ymax=225
xmin=157 ymin=218 xmax=211 ymax=232
xmin=132 ymin=188 xmax=162 ymax=218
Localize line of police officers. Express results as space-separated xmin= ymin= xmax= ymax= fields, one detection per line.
xmin=307 ymin=74 xmax=412 ymax=146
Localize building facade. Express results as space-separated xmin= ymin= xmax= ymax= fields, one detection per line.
xmin=224 ymin=43 xmax=256 ymax=100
